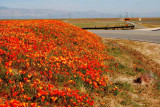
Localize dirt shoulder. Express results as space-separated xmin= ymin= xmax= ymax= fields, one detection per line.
xmin=101 ymin=38 xmax=160 ymax=106
xmin=103 ymin=38 xmax=160 ymax=77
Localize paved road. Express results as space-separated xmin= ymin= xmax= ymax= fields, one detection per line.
xmin=88 ymin=30 xmax=160 ymax=44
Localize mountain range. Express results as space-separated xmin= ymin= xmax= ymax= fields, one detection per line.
xmin=0 ymin=6 xmax=159 ymax=19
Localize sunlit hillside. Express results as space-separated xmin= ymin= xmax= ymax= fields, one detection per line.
xmin=0 ymin=20 xmax=115 ymax=106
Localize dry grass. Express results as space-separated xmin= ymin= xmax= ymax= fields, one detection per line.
xmin=101 ymin=38 xmax=160 ymax=106
xmin=131 ymin=18 xmax=160 ymax=28
xmin=113 ymin=39 xmax=160 ymax=64
xmin=57 ymin=18 xmax=126 ymax=28
xmin=105 ymin=38 xmax=160 ymax=77
xmin=58 ymin=18 xmax=160 ymax=28
xmin=58 ymin=18 xmax=121 ymax=23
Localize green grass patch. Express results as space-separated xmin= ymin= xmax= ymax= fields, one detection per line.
xmin=119 ymin=92 xmax=133 ymax=105
xmin=115 ymin=82 xmax=133 ymax=92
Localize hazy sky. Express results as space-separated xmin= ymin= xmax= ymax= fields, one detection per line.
xmin=0 ymin=0 xmax=160 ymax=13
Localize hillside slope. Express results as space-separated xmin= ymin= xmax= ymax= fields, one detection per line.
xmin=0 ymin=20 xmax=115 ymax=106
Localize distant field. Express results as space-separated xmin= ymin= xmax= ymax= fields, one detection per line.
xmin=58 ymin=18 xmax=160 ymax=28
xmin=131 ymin=18 xmax=160 ymax=28
xmin=1 ymin=18 xmax=159 ymax=28
xmin=58 ymin=18 xmax=126 ymax=28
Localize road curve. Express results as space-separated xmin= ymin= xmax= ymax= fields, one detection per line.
xmin=88 ymin=30 xmax=160 ymax=44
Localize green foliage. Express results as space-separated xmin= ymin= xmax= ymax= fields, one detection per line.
xmin=155 ymin=80 xmax=160 ymax=94
xmin=117 ymin=62 xmax=125 ymax=69
xmin=135 ymin=67 xmax=145 ymax=73
xmin=126 ymin=71 xmax=137 ymax=76
xmin=113 ymin=89 xmax=120 ymax=96
xmin=73 ymin=76 xmax=84 ymax=88
xmin=133 ymin=60 xmax=142 ymax=65
xmin=0 ymin=64 xmax=6 ymax=80
xmin=120 ymin=92 xmax=133 ymax=105
xmin=107 ymin=44 xmax=122 ymax=57
xmin=115 ymin=82 xmax=132 ymax=92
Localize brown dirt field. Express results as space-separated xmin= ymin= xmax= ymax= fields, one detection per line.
xmin=57 ymin=18 xmax=126 ymax=28
xmin=131 ymin=18 xmax=160 ymax=28
xmin=58 ymin=18 xmax=121 ymax=23
xmin=58 ymin=18 xmax=160 ymax=28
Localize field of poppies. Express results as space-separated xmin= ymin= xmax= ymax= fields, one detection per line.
xmin=0 ymin=20 xmax=117 ymax=106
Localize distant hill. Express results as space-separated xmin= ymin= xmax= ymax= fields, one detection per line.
xmin=0 ymin=7 xmax=114 ymax=19
xmin=0 ymin=7 xmax=159 ymax=19
xmin=0 ymin=6 xmax=9 ymax=9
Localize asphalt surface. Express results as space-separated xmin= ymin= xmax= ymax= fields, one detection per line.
xmin=88 ymin=30 xmax=160 ymax=44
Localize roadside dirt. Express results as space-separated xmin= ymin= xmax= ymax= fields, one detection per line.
xmin=103 ymin=38 xmax=160 ymax=77
xmin=102 ymin=38 xmax=160 ymax=106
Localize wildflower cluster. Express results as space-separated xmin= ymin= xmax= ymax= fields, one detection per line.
xmin=0 ymin=20 xmax=113 ymax=106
